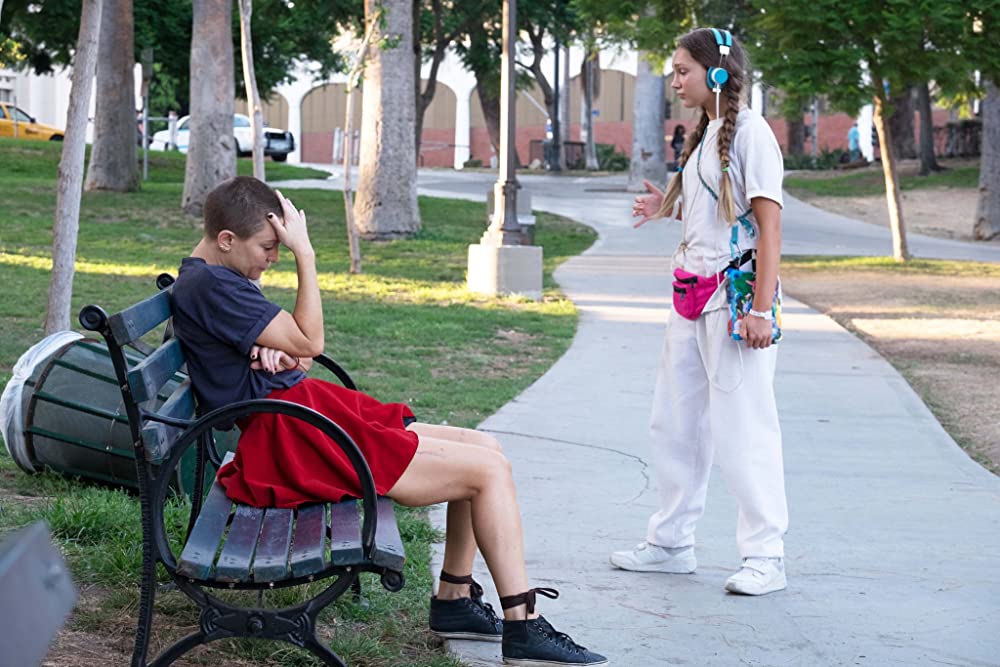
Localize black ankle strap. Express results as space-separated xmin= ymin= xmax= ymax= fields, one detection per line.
xmin=440 ymin=570 xmax=484 ymax=599
xmin=499 ymin=587 xmax=559 ymax=614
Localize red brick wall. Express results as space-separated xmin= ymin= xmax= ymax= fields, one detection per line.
xmin=302 ymin=109 xmax=954 ymax=165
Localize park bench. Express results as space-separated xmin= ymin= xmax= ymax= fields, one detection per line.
xmin=78 ymin=274 xmax=406 ymax=667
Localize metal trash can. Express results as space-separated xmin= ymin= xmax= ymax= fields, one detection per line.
xmin=1 ymin=332 xmax=236 ymax=497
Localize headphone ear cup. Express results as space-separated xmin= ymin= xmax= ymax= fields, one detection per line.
xmin=707 ymin=67 xmax=729 ymax=89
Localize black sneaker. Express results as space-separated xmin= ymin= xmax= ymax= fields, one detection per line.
xmin=502 ymin=615 xmax=608 ymax=666
xmin=429 ymin=594 xmax=503 ymax=642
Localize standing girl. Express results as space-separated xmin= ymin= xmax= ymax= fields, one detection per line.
xmin=610 ymin=28 xmax=789 ymax=596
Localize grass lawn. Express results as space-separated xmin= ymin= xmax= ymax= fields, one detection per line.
xmin=784 ymin=162 xmax=978 ymax=197
xmin=0 ymin=138 xmax=596 ymax=666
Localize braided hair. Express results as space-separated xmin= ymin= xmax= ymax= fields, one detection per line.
xmin=656 ymin=28 xmax=749 ymax=224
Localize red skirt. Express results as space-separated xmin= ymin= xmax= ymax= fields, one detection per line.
xmin=216 ymin=378 xmax=419 ymax=508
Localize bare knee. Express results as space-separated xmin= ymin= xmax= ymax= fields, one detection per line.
xmin=483 ymin=433 xmax=504 ymax=454
xmin=471 ymin=450 xmax=513 ymax=493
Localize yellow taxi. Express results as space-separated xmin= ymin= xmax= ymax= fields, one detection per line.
xmin=0 ymin=102 xmax=64 ymax=141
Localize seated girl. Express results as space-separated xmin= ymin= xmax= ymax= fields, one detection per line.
xmin=169 ymin=176 xmax=607 ymax=667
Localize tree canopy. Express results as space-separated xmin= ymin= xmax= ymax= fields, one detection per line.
xmin=0 ymin=0 xmax=358 ymax=114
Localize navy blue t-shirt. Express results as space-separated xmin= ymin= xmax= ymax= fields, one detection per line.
xmin=171 ymin=257 xmax=305 ymax=413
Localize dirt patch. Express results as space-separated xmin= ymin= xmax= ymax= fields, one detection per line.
xmin=801 ymin=188 xmax=985 ymax=242
xmin=781 ymin=268 xmax=1000 ymax=475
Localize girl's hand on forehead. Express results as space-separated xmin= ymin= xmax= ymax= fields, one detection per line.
xmin=267 ymin=190 xmax=314 ymax=256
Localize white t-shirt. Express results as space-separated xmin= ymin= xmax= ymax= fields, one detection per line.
xmin=674 ymin=107 xmax=784 ymax=279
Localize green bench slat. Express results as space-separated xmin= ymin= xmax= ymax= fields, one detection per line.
xmin=215 ymin=504 xmax=264 ymax=583
xmin=107 ymin=289 xmax=172 ymax=346
xmin=252 ymin=509 xmax=293 ymax=583
xmin=372 ymin=497 xmax=405 ymax=572
xmin=290 ymin=504 xmax=327 ymax=578
xmin=176 ymin=453 xmax=237 ymax=580
xmin=328 ymin=500 xmax=364 ymax=567
xmin=128 ymin=338 xmax=185 ymax=404
xmin=142 ymin=380 xmax=195 ymax=463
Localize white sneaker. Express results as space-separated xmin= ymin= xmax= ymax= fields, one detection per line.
xmin=609 ymin=542 xmax=697 ymax=573
xmin=724 ymin=557 xmax=787 ymax=595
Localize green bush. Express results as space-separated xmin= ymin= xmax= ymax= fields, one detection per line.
xmin=783 ymin=148 xmax=849 ymax=171
xmin=463 ymin=157 xmax=483 ymax=168
xmin=596 ymin=143 xmax=629 ymax=171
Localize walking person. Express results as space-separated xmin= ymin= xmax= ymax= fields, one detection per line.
xmin=670 ymin=124 xmax=687 ymax=164
xmin=611 ymin=27 xmax=789 ymax=596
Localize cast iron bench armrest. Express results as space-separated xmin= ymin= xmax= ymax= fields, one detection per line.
xmin=149 ymin=399 xmax=380 ymax=577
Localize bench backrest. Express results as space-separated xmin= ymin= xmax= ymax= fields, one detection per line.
xmin=80 ymin=285 xmax=195 ymax=464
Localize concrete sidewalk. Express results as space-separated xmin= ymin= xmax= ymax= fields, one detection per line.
xmin=275 ymin=171 xmax=1000 ymax=665
xmin=421 ymin=185 xmax=1000 ymax=667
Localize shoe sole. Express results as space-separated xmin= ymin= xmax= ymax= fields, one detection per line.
xmin=724 ymin=576 xmax=787 ymax=596
xmin=503 ymin=658 xmax=609 ymax=666
xmin=608 ymin=556 xmax=696 ymax=574
xmin=432 ymin=630 xmax=502 ymax=643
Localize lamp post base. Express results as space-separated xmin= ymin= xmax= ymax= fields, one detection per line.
xmin=467 ymin=243 xmax=543 ymax=300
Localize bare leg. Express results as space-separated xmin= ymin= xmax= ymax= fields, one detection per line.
xmin=388 ymin=435 xmax=533 ymax=620
xmin=407 ymin=424 xmax=502 ymax=600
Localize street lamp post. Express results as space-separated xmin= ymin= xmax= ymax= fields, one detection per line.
xmin=482 ymin=0 xmax=525 ymax=246
xmin=467 ymin=0 xmax=542 ymax=299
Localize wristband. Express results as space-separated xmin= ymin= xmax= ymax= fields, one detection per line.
xmin=748 ymin=308 xmax=773 ymax=321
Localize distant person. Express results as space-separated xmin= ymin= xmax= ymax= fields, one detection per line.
xmin=670 ymin=124 xmax=687 ymax=163
xmin=871 ymin=125 xmax=881 ymax=161
xmin=848 ymin=122 xmax=860 ymax=161
xmin=617 ymin=27 xmax=789 ymax=597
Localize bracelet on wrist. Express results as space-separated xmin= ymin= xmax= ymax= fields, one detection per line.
xmin=748 ymin=307 xmax=773 ymax=321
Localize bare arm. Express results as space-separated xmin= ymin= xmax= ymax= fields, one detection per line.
xmin=742 ymin=196 xmax=782 ymax=349
xmin=255 ymin=191 xmax=325 ymax=357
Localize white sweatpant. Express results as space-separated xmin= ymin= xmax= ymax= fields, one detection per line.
xmin=645 ymin=308 xmax=788 ymax=558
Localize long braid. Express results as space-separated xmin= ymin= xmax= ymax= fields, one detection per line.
xmin=715 ymin=83 xmax=741 ymax=224
xmin=656 ymin=113 xmax=709 ymax=219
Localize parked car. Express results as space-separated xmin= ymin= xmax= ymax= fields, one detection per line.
xmin=0 ymin=103 xmax=64 ymax=141
xmin=149 ymin=113 xmax=294 ymax=161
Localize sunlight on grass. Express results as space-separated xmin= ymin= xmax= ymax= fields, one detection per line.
xmin=783 ymin=255 xmax=1000 ymax=278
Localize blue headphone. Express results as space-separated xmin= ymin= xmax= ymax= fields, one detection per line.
xmin=706 ymin=28 xmax=732 ymax=92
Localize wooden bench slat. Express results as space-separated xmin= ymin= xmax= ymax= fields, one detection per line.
xmin=107 ymin=289 xmax=172 ymax=346
xmin=252 ymin=508 xmax=293 ymax=583
xmin=128 ymin=338 xmax=185 ymax=404
xmin=215 ymin=504 xmax=264 ymax=583
xmin=328 ymin=500 xmax=364 ymax=567
xmin=176 ymin=452 xmax=237 ymax=580
xmin=289 ymin=504 xmax=327 ymax=578
xmin=372 ymin=497 xmax=406 ymax=572
xmin=142 ymin=380 xmax=195 ymax=463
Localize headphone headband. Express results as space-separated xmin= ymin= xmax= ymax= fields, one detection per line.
xmin=710 ymin=28 xmax=732 ymax=57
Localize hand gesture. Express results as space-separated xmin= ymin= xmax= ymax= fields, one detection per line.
xmin=266 ymin=190 xmax=313 ymax=257
xmin=250 ymin=345 xmax=300 ymax=374
xmin=632 ymin=180 xmax=665 ymax=228
xmin=742 ymin=314 xmax=774 ymax=350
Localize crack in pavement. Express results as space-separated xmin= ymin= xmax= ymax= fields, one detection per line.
xmin=482 ymin=428 xmax=652 ymax=503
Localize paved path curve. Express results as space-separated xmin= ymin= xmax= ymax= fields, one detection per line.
xmin=282 ymin=170 xmax=1000 ymax=666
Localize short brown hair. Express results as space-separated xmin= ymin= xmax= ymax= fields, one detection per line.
xmin=203 ymin=176 xmax=282 ymax=239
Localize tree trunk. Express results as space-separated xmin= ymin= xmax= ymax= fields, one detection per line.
xmin=477 ymin=82 xmax=502 ymax=159
xmin=786 ymin=115 xmax=805 ymax=156
xmin=354 ymin=0 xmax=420 ymax=239
xmin=974 ymin=81 xmax=1000 ymax=241
xmin=343 ymin=16 xmax=379 ymax=274
xmin=239 ymin=0 xmax=265 ymax=181
xmin=84 ymin=0 xmax=139 ymax=193
xmin=182 ymin=0 xmax=237 ymax=216
xmin=916 ymin=81 xmax=941 ymax=176
xmin=888 ymin=87 xmax=917 ymax=160
xmin=45 ymin=0 xmax=102 ymax=334
xmin=627 ymin=51 xmax=666 ymax=191
xmin=583 ymin=52 xmax=598 ymax=170
xmin=873 ymin=95 xmax=910 ymax=261
xmin=525 ymin=28 xmax=562 ymax=170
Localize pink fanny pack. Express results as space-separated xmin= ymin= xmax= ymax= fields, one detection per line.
xmin=672 ymin=268 xmax=725 ymax=320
